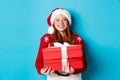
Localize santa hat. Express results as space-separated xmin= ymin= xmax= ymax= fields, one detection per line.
xmin=47 ymin=8 xmax=72 ymax=34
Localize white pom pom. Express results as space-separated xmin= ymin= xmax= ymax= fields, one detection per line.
xmin=48 ymin=26 xmax=54 ymax=34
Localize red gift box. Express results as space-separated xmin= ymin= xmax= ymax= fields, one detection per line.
xmin=42 ymin=45 xmax=83 ymax=71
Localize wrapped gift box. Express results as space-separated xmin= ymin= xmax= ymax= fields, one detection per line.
xmin=42 ymin=45 xmax=83 ymax=71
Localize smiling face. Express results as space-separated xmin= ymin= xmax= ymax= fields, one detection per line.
xmin=53 ymin=14 xmax=69 ymax=33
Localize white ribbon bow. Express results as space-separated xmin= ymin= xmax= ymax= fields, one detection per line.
xmin=53 ymin=42 xmax=70 ymax=47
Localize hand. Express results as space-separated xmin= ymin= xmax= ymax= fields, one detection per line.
xmin=63 ymin=62 xmax=75 ymax=74
xmin=40 ymin=67 xmax=54 ymax=74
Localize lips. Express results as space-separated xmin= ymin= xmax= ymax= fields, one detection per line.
xmin=59 ymin=26 xmax=64 ymax=28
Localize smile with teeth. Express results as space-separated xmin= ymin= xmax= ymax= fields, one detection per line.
xmin=59 ymin=26 xmax=64 ymax=28
xmin=59 ymin=25 xmax=64 ymax=28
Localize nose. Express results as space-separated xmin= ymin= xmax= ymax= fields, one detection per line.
xmin=59 ymin=20 xmax=63 ymax=24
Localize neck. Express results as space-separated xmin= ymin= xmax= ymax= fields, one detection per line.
xmin=59 ymin=31 xmax=65 ymax=37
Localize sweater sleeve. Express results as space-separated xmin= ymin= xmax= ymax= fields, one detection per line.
xmin=73 ymin=35 xmax=87 ymax=74
xmin=35 ymin=34 xmax=50 ymax=74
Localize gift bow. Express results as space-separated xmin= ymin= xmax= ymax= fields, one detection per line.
xmin=53 ymin=42 xmax=70 ymax=47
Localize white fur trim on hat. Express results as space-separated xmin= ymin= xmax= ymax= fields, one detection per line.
xmin=50 ymin=9 xmax=71 ymax=26
xmin=48 ymin=26 xmax=54 ymax=34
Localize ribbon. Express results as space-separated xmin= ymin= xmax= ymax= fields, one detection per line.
xmin=53 ymin=42 xmax=70 ymax=70
xmin=53 ymin=42 xmax=70 ymax=47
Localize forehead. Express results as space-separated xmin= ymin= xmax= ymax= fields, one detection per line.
xmin=55 ymin=14 xmax=67 ymax=19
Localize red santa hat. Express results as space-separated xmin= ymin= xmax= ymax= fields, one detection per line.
xmin=47 ymin=8 xmax=72 ymax=34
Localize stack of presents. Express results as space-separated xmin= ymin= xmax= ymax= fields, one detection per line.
xmin=42 ymin=42 xmax=83 ymax=71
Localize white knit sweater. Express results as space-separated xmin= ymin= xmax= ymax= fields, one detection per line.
xmin=47 ymin=73 xmax=82 ymax=80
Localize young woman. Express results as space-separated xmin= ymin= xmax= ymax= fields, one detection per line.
xmin=35 ymin=8 xmax=87 ymax=80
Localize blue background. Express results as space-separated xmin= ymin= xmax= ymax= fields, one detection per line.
xmin=0 ymin=0 xmax=120 ymax=80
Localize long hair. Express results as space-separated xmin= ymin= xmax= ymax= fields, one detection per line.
xmin=51 ymin=21 xmax=75 ymax=45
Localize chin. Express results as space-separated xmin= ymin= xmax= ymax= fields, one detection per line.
xmin=59 ymin=29 xmax=65 ymax=32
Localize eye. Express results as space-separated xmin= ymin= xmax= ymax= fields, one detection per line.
xmin=56 ymin=20 xmax=59 ymax=21
xmin=63 ymin=19 xmax=67 ymax=21
xmin=55 ymin=19 xmax=59 ymax=22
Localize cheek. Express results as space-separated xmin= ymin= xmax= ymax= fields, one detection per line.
xmin=54 ymin=21 xmax=58 ymax=26
xmin=54 ymin=24 xmax=58 ymax=29
xmin=64 ymin=22 xmax=69 ymax=27
xmin=54 ymin=23 xmax=59 ymax=29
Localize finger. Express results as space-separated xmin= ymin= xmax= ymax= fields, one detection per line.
xmin=70 ymin=67 xmax=75 ymax=74
xmin=40 ymin=68 xmax=44 ymax=74
xmin=50 ymin=70 xmax=54 ymax=73
xmin=62 ymin=63 xmax=65 ymax=71
xmin=42 ymin=67 xmax=49 ymax=73
xmin=46 ymin=67 xmax=51 ymax=74
xmin=70 ymin=67 xmax=74 ymax=71
xmin=64 ymin=63 xmax=70 ymax=73
xmin=67 ymin=62 xmax=69 ymax=67
xmin=64 ymin=63 xmax=68 ymax=70
xmin=40 ymin=67 xmax=48 ymax=74
xmin=66 ymin=62 xmax=70 ymax=69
